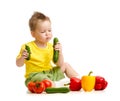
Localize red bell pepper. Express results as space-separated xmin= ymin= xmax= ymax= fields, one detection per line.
xmin=33 ymin=81 xmax=45 ymax=93
xmin=64 ymin=77 xmax=81 ymax=91
xmin=27 ymin=81 xmax=35 ymax=93
xmin=94 ymin=76 xmax=108 ymax=90
xmin=42 ymin=79 xmax=52 ymax=88
xmin=27 ymin=81 xmax=46 ymax=93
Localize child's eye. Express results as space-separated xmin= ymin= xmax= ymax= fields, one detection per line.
xmin=41 ymin=31 xmax=45 ymax=33
xmin=48 ymin=29 xmax=51 ymax=32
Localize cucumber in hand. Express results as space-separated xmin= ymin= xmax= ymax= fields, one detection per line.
xmin=53 ymin=37 xmax=59 ymax=63
xmin=25 ymin=45 xmax=31 ymax=60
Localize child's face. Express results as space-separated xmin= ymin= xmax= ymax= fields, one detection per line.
xmin=31 ymin=20 xmax=52 ymax=44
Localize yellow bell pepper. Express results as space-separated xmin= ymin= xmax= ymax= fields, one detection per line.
xmin=81 ymin=71 xmax=95 ymax=92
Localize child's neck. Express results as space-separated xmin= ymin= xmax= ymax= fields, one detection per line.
xmin=34 ymin=40 xmax=47 ymax=48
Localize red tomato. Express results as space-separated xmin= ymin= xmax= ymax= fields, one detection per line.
xmin=42 ymin=79 xmax=52 ymax=88
xmin=33 ymin=81 xmax=45 ymax=93
xmin=27 ymin=81 xmax=35 ymax=93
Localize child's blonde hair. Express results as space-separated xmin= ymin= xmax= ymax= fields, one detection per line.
xmin=29 ymin=12 xmax=50 ymax=31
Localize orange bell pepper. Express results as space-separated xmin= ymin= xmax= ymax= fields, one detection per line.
xmin=81 ymin=71 xmax=95 ymax=92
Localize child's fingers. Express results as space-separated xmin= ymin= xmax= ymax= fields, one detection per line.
xmin=22 ymin=50 xmax=29 ymax=58
xmin=54 ymin=43 xmax=62 ymax=51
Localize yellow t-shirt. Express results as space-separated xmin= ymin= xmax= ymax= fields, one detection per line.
xmin=17 ymin=41 xmax=54 ymax=78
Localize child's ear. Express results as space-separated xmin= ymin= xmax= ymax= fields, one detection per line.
xmin=31 ymin=31 xmax=35 ymax=37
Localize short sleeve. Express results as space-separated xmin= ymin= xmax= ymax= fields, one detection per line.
xmin=16 ymin=44 xmax=25 ymax=59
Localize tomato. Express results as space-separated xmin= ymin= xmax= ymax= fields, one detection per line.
xmin=33 ymin=81 xmax=45 ymax=93
xmin=42 ymin=79 xmax=52 ymax=88
xmin=27 ymin=81 xmax=35 ymax=93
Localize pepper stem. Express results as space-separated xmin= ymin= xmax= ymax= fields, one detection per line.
xmin=88 ymin=71 xmax=93 ymax=76
xmin=64 ymin=83 xmax=70 ymax=86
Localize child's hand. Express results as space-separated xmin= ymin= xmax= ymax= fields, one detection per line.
xmin=21 ymin=49 xmax=29 ymax=59
xmin=54 ymin=42 xmax=62 ymax=53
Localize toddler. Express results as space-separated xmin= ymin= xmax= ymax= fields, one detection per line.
xmin=16 ymin=11 xmax=79 ymax=86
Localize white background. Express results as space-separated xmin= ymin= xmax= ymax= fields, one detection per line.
xmin=0 ymin=0 xmax=120 ymax=100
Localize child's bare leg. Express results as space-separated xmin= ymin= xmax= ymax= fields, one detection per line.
xmin=60 ymin=63 xmax=79 ymax=78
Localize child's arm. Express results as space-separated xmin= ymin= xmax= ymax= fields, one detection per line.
xmin=16 ymin=49 xmax=28 ymax=67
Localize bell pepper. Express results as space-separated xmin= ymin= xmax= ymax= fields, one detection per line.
xmin=94 ymin=76 xmax=108 ymax=90
xmin=64 ymin=77 xmax=81 ymax=91
xmin=27 ymin=81 xmax=35 ymax=93
xmin=27 ymin=81 xmax=45 ymax=93
xmin=42 ymin=79 xmax=53 ymax=88
xmin=33 ymin=81 xmax=45 ymax=93
xmin=81 ymin=71 xmax=95 ymax=92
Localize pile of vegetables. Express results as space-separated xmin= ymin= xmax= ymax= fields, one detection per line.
xmin=27 ymin=71 xmax=108 ymax=94
xmin=27 ymin=79 xmax=70 ymax=94
xmin=27 ymin=79 xmax=52 ymax=93
xmin=81 ymin=71 xmax=108 ymax=91
xmin=64 ymin=71 xmax=108 ymax=92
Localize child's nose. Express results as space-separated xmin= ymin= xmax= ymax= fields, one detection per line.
xmin=46 ymin=32 xmax=50 ymax=36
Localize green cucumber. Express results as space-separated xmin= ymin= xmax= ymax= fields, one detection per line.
xmin=45 ymin=87 xmax=70 ymax=93
xmin=25 ymin=45 xmax=31 ymax=60
xmin=53 ymin=37 xmax=59 ymax=63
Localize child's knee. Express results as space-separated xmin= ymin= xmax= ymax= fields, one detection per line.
xmin=61 ymin=62 xmax=70 ymax=72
